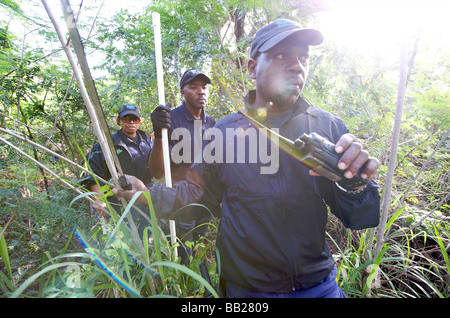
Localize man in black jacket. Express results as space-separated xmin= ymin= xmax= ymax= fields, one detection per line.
xmin=149 ymin=69 xmax=216 ymax=265
xmin=114 ymin=19 xmax=380 ymax=298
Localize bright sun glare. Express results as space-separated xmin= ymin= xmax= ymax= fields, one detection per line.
xmin=315 ymin=0 xmax=450 ymax=63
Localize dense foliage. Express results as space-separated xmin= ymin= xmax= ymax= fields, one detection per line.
xmin=0 ymin=0 xmax=448 ymax=298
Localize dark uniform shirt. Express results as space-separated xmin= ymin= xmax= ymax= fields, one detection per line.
xmin=167 ymin=101 xmax=216 ymax=182
xmin=164 ymin=102 xmax=216 ymax=238
xmin=82 ymin=129 xmax=153 ymax=204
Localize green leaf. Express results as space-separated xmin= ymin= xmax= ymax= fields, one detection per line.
xmin=0 ymin=224 xmax=13 ymax=281
xmin=151 ymin=261 xmax=219 ymax=298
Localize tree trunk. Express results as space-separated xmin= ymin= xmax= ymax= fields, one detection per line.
xmin=370 ymin=31 xmax=419 ymax=293
xmin=232 ymin=9 xmax=246 ymax=70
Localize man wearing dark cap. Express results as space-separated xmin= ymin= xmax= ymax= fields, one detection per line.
xmin=115 ymin=19 xmax=381 ymax=298
xmin=149 ymin=69 xmax=216 ymax=264
xmin=82 ymin=104 xmax=154 ymax=221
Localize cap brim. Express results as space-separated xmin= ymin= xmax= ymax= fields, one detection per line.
xmin=259 ymin=28 xmax=323 ymax=53
xmin=119 ymin=110 xmax=140 ymax=118
xmin=190 ymin=74 xmax=211 ymax=84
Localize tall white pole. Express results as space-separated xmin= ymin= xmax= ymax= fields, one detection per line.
xmin=153 ymin=12 xmax=177 ymax=258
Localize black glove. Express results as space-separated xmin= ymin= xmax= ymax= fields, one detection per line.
xmin=150 ymin=103 xmax=172 ymax=138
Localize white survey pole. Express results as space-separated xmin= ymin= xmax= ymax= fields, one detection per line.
xmin=152 ymin=12 xmax=177 ymax=257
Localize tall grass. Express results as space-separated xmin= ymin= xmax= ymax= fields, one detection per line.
xmin=2 ymin=183 xmax=448 ymax=298
xmin=2 ymin=188 xmax=219 ymax=298
xmin=0 ymin=144 xmax=448 ymax=298
xmin=330 ymin=205 xmax=450 ymax=298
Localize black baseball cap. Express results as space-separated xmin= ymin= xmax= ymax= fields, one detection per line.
xmin=180 ymin=69 xmax=211 ymax=88
xmin=250 ymin=19 xmax=323 ymax=58
xmin=118 ymin=104 xmax=141 ymax=118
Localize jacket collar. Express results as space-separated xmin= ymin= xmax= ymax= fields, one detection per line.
xmin=114 ymin=129 xmax=144 ymax=147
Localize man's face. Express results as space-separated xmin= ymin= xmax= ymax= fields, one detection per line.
xmin=181 ymin=79 xmax=209 ymax=111
xmin=249 ymin=37 xmax=310 ymax=107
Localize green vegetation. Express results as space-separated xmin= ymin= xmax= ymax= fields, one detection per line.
xmin=0 ymin=0 xmax=448 ymax=298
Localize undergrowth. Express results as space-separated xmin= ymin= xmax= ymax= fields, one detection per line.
xmin=0 ymin=140 xmax=449 ymax=298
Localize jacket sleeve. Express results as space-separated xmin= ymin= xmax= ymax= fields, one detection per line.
xmin=148 ymin=162 xmax=222 ymax=221
xmin=312 ymin=111 xmax=381 ymax=230
xmin=315 ymin=177 xmax=381 ymax=230
xmin=80 ymin=144 xmax=110 ymax=190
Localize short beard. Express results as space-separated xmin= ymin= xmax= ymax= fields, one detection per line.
xmin=271 ymin=91 xmax=301 ymax=108
xmin=273 ymin=80 xmax=302 ymax=106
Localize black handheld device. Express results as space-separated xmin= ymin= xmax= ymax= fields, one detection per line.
xmin=238 ymin=110 xmax=369 ymax=189
xmin=293 ymin=133 xmax=369 ymax=189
